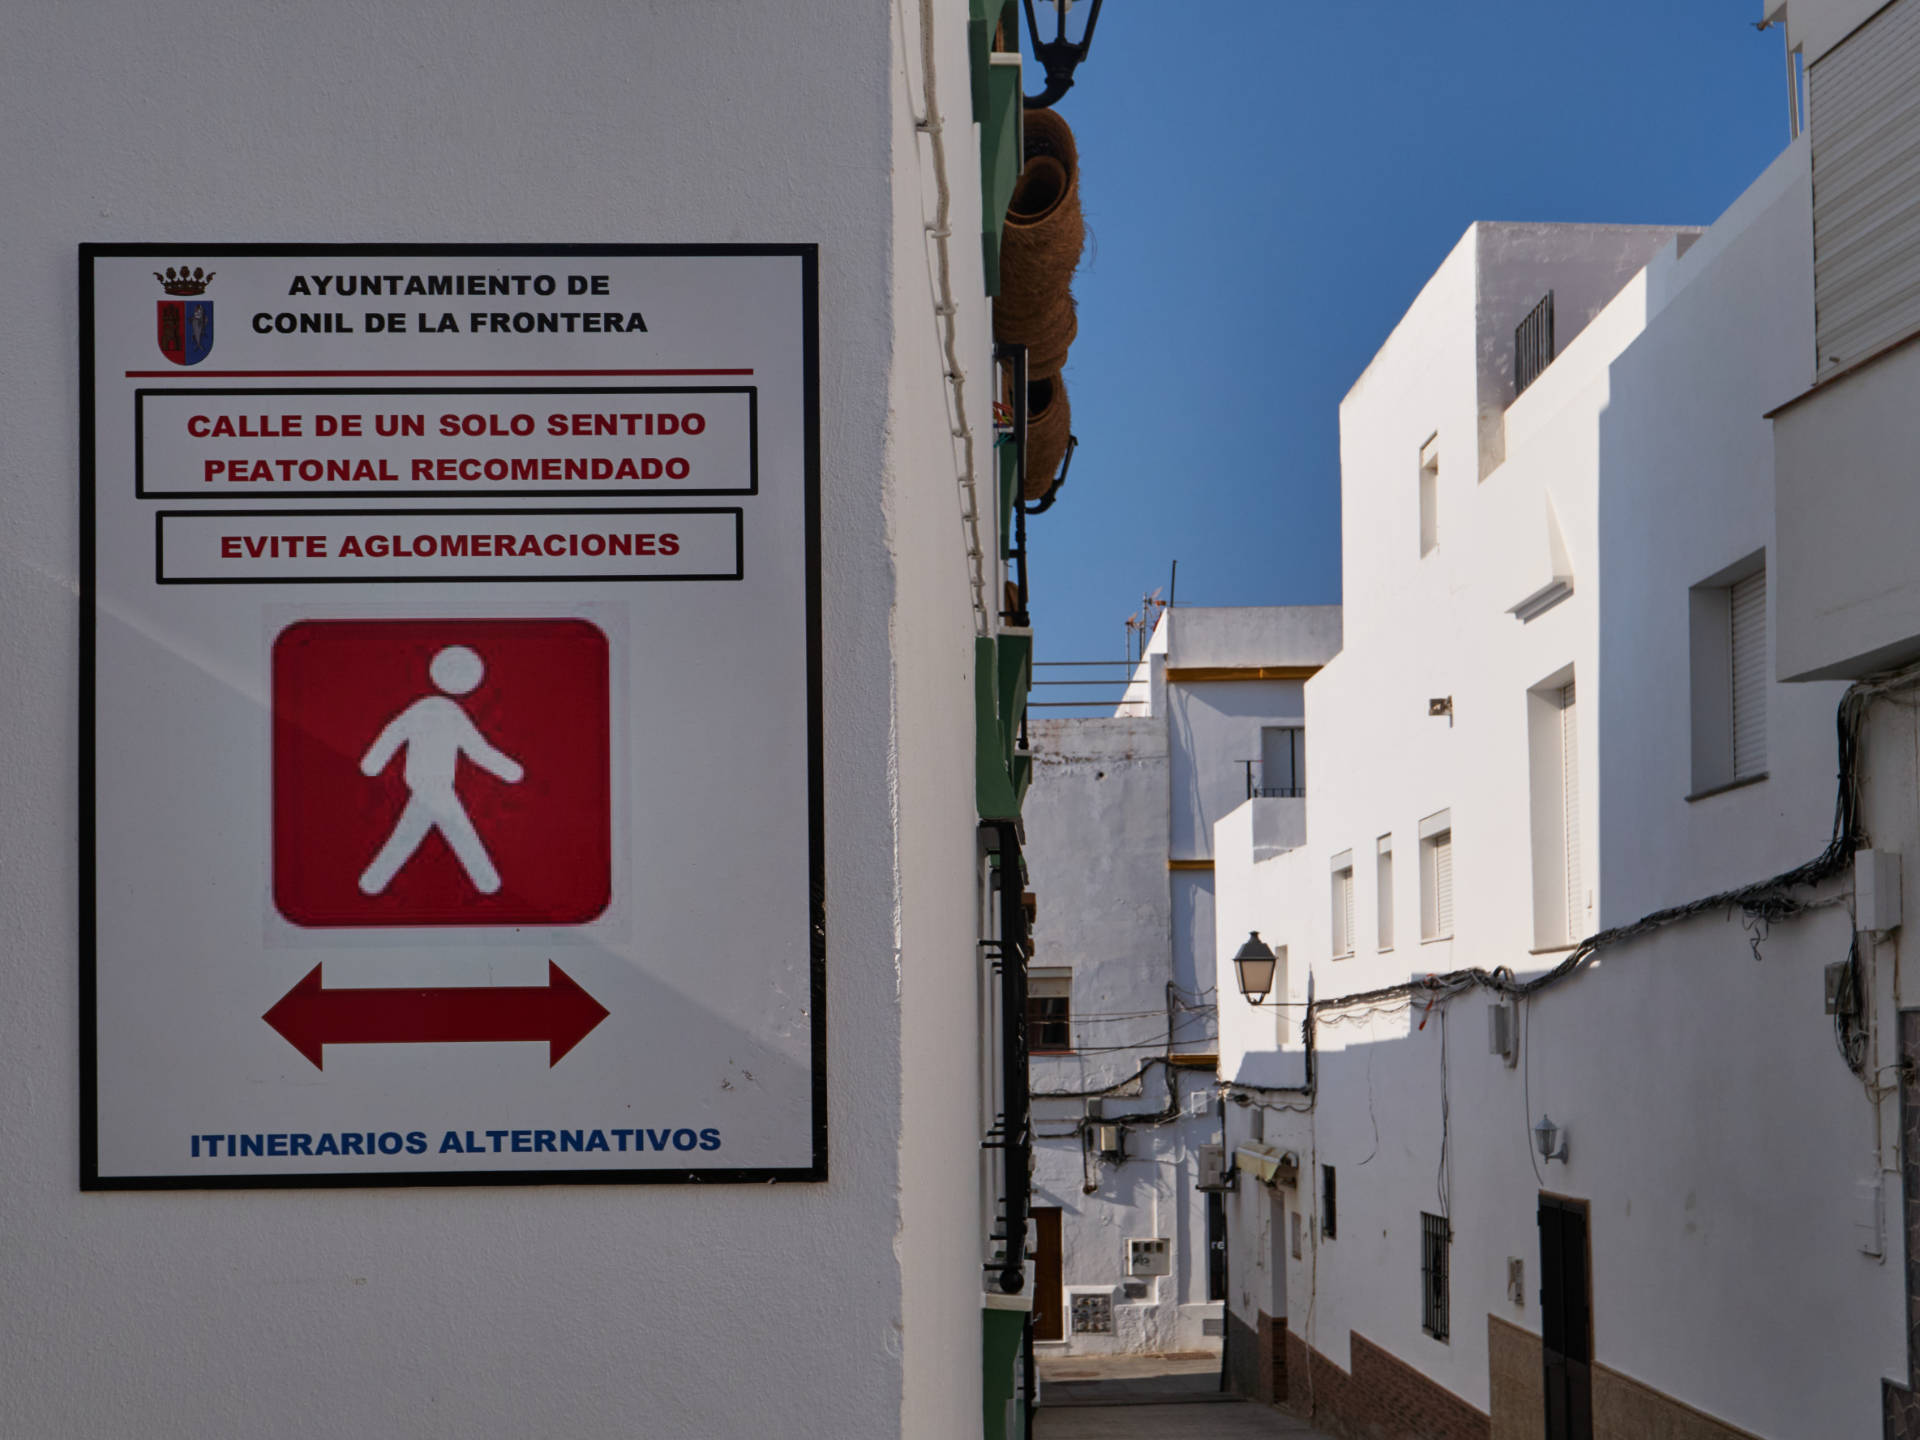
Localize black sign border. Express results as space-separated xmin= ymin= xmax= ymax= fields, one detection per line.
xmin=79 ymin=242 xmax=825 ymax=1191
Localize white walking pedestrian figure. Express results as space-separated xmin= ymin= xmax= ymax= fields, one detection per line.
xmin=358 ymin=644 xmax=523 ymax=896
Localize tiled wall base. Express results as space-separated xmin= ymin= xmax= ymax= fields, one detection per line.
xmin=1281 ymin=1328 xmax=1490 ymax=1440
xmin=1489 ymin=1315 xmax=1761 ymax=1440
xmin=1223 ymin=1309 xmax=1288 ymax=1403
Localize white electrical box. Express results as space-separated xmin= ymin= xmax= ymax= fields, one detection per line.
xmin=1197 ymin=1144 xmax=1232 ymax=1192
xmin=1094 ymin=1123 xmax=1124 ymax=1160
xmin=1128 ymin=1237 xmax=1171 ymax=1277
xmin=1857 ymin=850 xmax=1903 ymax=935
xmin=1488 ymin=1001 xmax=1516 ymax=1066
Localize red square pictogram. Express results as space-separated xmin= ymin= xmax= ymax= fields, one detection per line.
xmin=272 ymin=618 xmax=611 ymax=927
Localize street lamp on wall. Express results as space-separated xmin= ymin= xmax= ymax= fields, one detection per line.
xmin=1534 ymin=1114 xmax=1569 ymax=1164
xmin=1233 ymin=932 xmax=1278 ymax=1006
xmin=1023 ymin=0 xmax=1105 ymax=109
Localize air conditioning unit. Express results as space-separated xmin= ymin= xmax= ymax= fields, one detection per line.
xmin=1196 ymin=1143 xmax=1235 ymax=1192
xmin=1274 ymin=1150 xmax=1299 ymax=1189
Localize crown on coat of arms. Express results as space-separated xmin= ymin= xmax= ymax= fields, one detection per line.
xmin=154 ymin=266 xmax=215 ymax=296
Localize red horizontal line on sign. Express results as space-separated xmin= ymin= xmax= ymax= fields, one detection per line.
xmin=123 ymin=368 xmax=755 ymax=378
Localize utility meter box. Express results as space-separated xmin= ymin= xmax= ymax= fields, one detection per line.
xmin=1128 ymin=1237 xmax=1171 ymax=1277
xmin=1196 ymin=1143 xmax=1233 ymax=1192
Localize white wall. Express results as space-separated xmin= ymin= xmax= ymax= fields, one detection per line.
xmin=1025 ymin=717 xmax=1218 ymax=1353
xmin=1213 ymin=148 xmax=1903 ymax=1436
xmin=0 ymin=4 xmax=992 ymax=1436
xmin=890 ymin=0 xmax=999 ymax=1424
xmin=1167 ymin=679 xmax=1305 ymax=860
xmin=1774 ymin=337 xmax=1920 ymax=679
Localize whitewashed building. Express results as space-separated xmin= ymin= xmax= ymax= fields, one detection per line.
xmin=0 ymin=4 xmax=1062 ymax=1438
xmin=1024 ymin=607 xmax=1338 ymax=1355
xmin=1211 ymin=119 xmax=1911 ymax=1439
xmin=1765 ymin=1 xmax=1920 ymax=1432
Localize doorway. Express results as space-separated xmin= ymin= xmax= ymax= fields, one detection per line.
xmin=1206 ymin=1191 xmax=1227 ymax=1301
xmin=1032 ymin=1206 xmax=1064 ymax=1341
xmin=1539 ymin=1194 xmax=1592 ymax=1440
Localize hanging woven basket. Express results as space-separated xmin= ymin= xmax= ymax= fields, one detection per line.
xmin=1025 ymin=374 xmax=1071 ymax=501
xmin=996 ymin=108 xmax=1083 ymax=380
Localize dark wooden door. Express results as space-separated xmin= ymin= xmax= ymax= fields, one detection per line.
xmin=1032 ymin=1207 xmax=1064 ymax=1341
xmin=1540 ymin=1195 xmax=1593 ymax=1440
xmin=1206 ymin=1191 xmax=1228 ymax=1301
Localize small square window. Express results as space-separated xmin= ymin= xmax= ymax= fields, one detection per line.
xmin=1027 ymin=968 xmax=1072 ymax=1053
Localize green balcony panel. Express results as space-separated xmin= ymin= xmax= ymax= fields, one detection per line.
xmin=975 ymin=633 xmax=1032 ymax=821
xmin=982 ymin=1304 xmax=1028 ymax=1440
xmin=980 ymin=53 xmax=1022 ymax=297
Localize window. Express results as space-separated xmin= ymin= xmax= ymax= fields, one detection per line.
xmin=1810 ymin=0 xmax=1920 ymax=375
xmin=1514 ymin=291 xmax=1556 ymax=396
xmin=1419 ymin=812 xmax=1453 ymax=941
xmin=1331 ymin=851 xmax=1355 ymax=958
xmin=1027 ymin=968 xmax=1072 ymax=1053
xmin=1322 ymin=1164 xmax=1338 ymax=1239
xmin=1421 ymin=1212 xmax=1451 ymax=1342
xmin=1270 ymin=944 xmax=1291 ymax=1047
xmin=1419 ymin=434 xmax=1440 ymax=556
xmin=1259 ymin=725 xmax=1305 ymax=797
xmin=1689 ymin=552 xmax=1767 ymax=796
xmin=1376 ymin=835 xmax=1394 ymax=951
xmin=1528 ymin=673 xmax=1585 ymax=947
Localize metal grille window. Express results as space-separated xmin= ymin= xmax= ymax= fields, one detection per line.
xmin=1421 ymin=1212 xmax=1451 ymax=1342
xmin=1026 ymin=969 xmax=1072 ymax=1053
xmin=1322 ymin=1164 xmax=1337 ymax=1240
xmin=1515 ymin=292 xmax=1556 ymax=396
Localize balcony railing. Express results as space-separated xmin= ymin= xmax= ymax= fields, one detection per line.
xmin=1241 ymin=759 xmax=1305 ymax=800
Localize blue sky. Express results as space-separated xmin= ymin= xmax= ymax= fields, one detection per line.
xmin=1021 ymin=2 xmax=1790 ymax=686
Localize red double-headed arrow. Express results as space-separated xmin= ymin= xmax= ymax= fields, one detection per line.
xmin=263 ymin=961 xmax=610 ymax=1070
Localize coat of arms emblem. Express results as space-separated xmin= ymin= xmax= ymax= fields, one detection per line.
xmin=155 ymin=266 xmax=215 ymax=366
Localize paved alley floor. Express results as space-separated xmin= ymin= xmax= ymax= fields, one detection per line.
xmin=1033 ymin=1354 xmax=1335 ymax=1439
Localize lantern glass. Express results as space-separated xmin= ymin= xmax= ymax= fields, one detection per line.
xmin=1233 ymin=932 xmax=1277 ymax=1005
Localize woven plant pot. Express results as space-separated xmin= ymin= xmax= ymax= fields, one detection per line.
xmin=996 ymin=108 xmax=1083 ymax=379
xmin=1025 ymin=374 xmax=1071 ymax=502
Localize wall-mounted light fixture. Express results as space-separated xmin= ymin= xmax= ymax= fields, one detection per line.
xmin=1534 ymin=1114 xmax=1569 ymax=1164
xmin=1233 ymin=931 xmax=1278 ymax=1005
xmin=1023 ymin=0 xmax=1105 ymax=109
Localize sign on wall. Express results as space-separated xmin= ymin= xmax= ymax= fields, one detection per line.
xmin=80 ymin=245 xmax=823 ymax=1188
